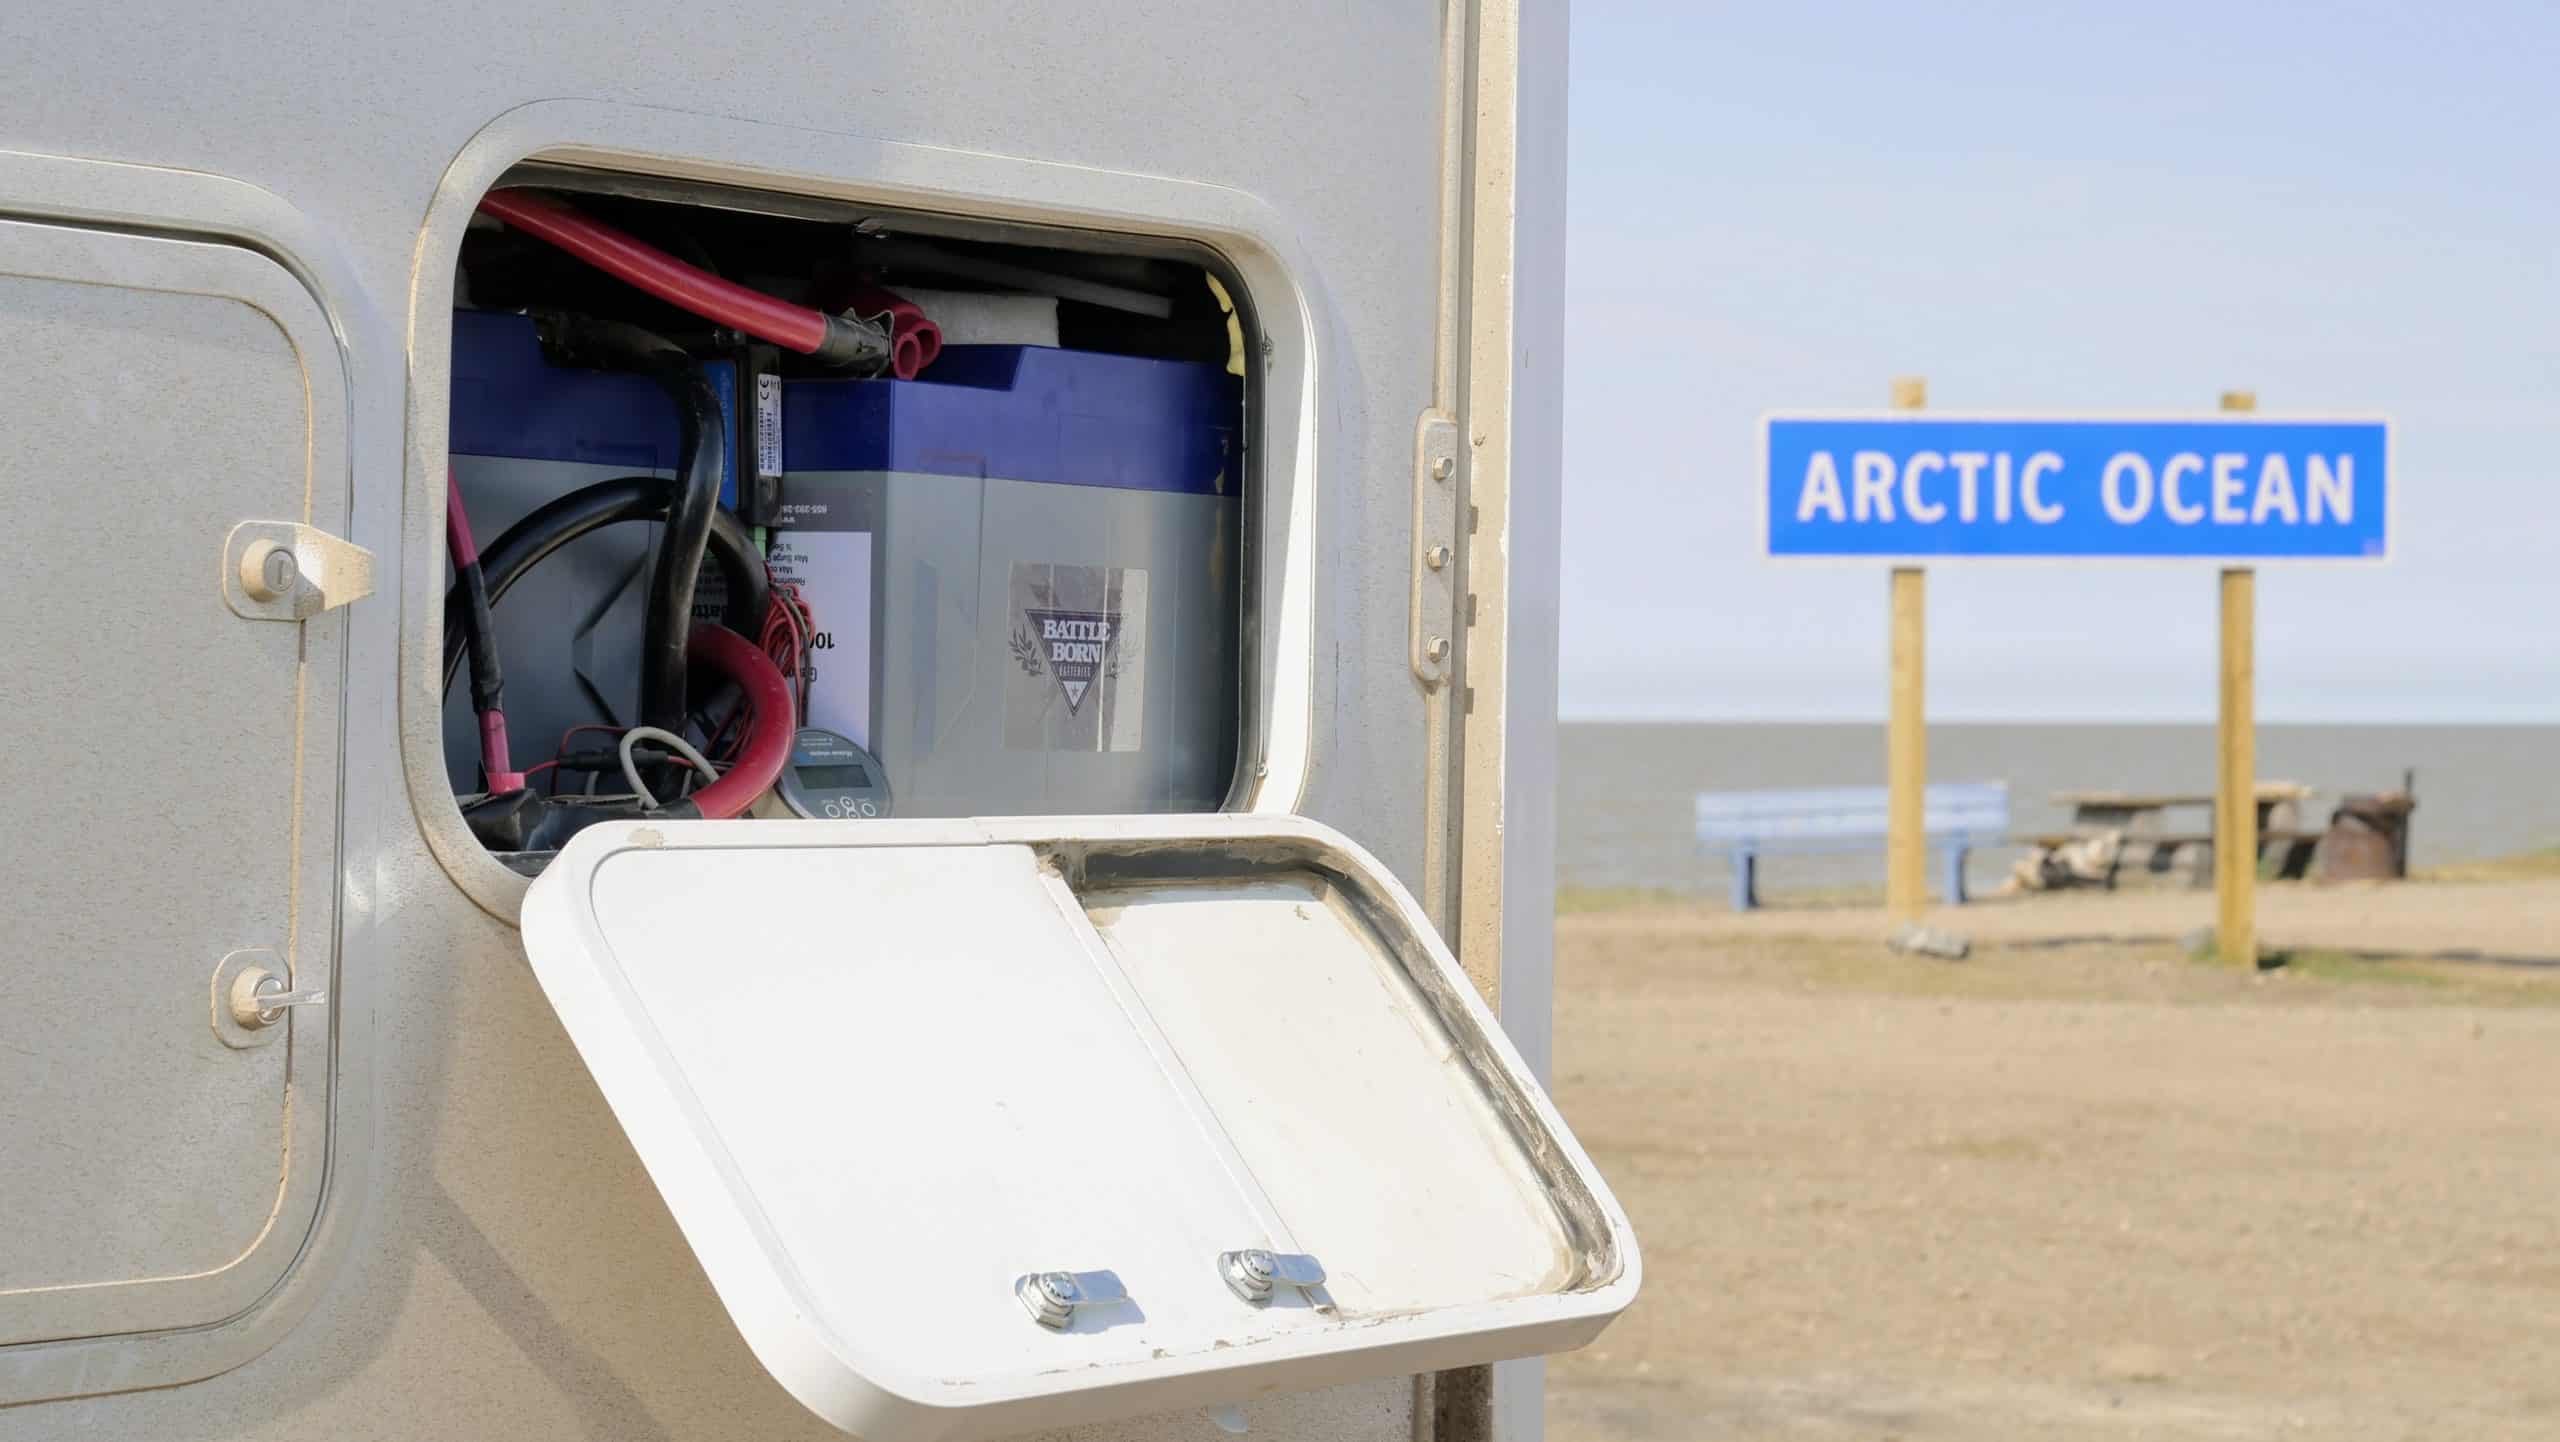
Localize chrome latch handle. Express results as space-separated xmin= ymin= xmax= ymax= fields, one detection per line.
xmin=1219 ymin=1249 xmax=1327 ymax=1306
xmin=227 ymin=966 xmax=329 ymax=1030
xmin=1015 ymin=1269 xmax=1129 ymax=1329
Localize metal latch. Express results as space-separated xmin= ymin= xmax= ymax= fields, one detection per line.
xmin=224 ymin=520 xmax=375 ymax=621
xmin=211 ymin=947 xmax=328 ymax=1050
xmin=1218 ymin=1249 xmax=1327 ymax=1306
xmin=1015 ymin=1269 xmax=1129 ymax=1329
xmin=1408 ymin=410 xmax=1461 ymax=688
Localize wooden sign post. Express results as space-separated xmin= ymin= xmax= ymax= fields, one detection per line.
xmin=2215 ymin=389 xmax=2259 ymax=964
xmin=1885 ymin=376 xmax=1928 ymax=922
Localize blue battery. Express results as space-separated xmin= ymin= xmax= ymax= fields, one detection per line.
xmin=444 ymin=308 xmax=1244 ymax=814
xmin=781 ymin=344 xmax=1237 ymax=495
xmin=772 ymin=349 xmax=1241 ymax=817
xmin=450 ymin=309 xmax=742 ymax=508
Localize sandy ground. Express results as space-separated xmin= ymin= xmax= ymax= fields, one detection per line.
xmin=1545 ymin=877 xmax=2560 ymax=1441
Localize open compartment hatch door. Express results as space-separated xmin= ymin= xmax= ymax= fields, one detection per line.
xmin=520 ymin=814 xmax=1637 ymax=1441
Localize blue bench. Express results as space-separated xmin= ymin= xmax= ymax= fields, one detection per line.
xmin=1695 ymin=782 xmax=2011 ymax=911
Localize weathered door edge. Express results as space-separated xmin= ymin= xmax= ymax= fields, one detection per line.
xmin=0 ymin=149 xmax=390 ymax=1409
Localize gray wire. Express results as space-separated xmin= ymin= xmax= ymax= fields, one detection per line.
xmin=619 ymin=725 xmax=720 ymax=811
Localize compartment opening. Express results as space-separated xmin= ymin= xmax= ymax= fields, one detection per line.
xmin=437 ymin=169 xmax=1251 ymax=873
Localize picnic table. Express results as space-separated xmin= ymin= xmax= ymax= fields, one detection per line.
xmin=2027 ymin=783 xmax=2322 ymax=886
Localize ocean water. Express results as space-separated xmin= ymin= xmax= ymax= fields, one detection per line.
xmin=1558 ymin=723 xmax=2560 ymax=898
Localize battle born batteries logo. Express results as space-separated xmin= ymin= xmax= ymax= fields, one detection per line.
xmin=1017 ymin=608 xmax=1120 ymax=713
xmin=1007 ymin=562 xmax=1146 ymax=752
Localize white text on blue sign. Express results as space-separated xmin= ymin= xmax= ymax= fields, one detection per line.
xmin=1764 ymin=417 xmax=2388 ymax=559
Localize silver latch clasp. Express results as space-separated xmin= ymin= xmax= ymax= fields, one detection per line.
xmin=228 ymin=966 xmax=329 ymax=1030
xmin=1218 ymin=1249 xmax=1327 ymax=1306
xmin=1015 ymin=1269 xmax=1129 ymax=1329
xmin=211 ymin=948 xmax=325 ymax=1050
xmin=224 ymin=520 xmax=375 ymax=621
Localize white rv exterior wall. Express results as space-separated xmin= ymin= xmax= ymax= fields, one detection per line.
xmin=0 ymin=2 xmax=1566 ymax=1438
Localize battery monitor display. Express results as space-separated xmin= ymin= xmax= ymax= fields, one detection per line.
xmin=771 ymin=728 xmax=893 ymax=820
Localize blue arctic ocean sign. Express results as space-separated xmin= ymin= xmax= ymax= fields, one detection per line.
xmin=1764 ymin=416 xmax=2389 ymax=559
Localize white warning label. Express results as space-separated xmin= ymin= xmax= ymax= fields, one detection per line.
xmin=753 ymin=373 xmax=784 ymax=479
xmin=766 ymin=528 xmax=872 ymax=748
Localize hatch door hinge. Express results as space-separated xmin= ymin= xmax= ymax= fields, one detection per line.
xmin=1409 ymin=410 xmax=1461 ymax=689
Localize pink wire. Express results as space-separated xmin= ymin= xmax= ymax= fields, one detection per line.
xmin=447 ymin=473 xmax=526 ymax=793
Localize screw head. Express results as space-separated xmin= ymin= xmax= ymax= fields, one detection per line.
xmin=1424 ymin=635 xmax=1451 ymax=663
xmin=1431 ymin=455 xmax=1455 ymax=482
xmin=1424 ymin=544 xmax=1452 ymax=571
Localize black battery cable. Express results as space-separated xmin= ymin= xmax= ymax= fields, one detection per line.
xmin=438 ymin=475 xmax=769 ymax=697
xmin=527 ymin=317 xmax=728 ymax=736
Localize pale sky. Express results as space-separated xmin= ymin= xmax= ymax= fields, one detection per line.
xmin=1559 ymin=2 xmax=2560 ymax=722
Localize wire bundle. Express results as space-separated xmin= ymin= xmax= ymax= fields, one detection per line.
xmin=760 ymin=574 xmax=816 ymax=727
xmin=692 ymin=568 xmax=813 ymax=770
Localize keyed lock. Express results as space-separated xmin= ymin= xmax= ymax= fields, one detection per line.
xmin=222 ymin=520 xmax=376 ymax=621
xmin=239 ymin=539 xmax=300 ymax=601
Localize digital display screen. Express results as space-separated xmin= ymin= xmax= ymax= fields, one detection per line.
xmin=796 ymin=763 xmax=873 ymax=791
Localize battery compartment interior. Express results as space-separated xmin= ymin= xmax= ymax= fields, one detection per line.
xmin=439 ymin=172 xmax=1249 ymax=870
